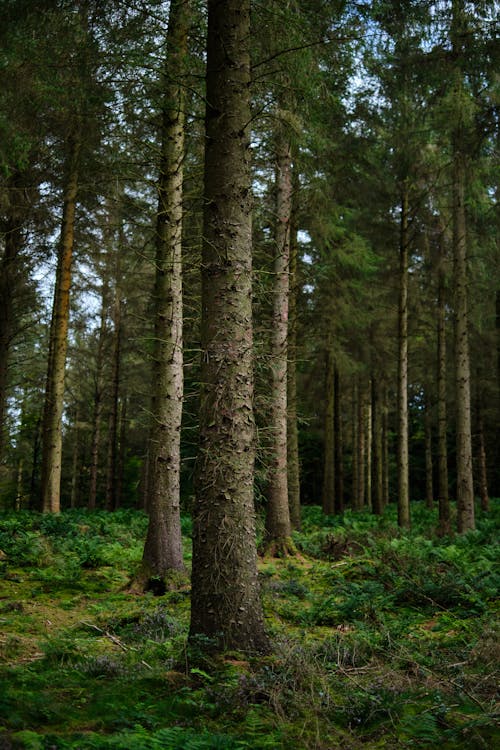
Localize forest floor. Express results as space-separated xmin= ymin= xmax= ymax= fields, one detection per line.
xmin=0 ymin=502 xmax=498 ymax=749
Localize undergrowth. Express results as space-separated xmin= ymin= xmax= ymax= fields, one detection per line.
xmin=0 ymin=502 xmax=498 ymax=749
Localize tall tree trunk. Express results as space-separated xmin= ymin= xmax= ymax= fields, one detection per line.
xmin=321 ymin=344 xmax=335 ymax=515
xmin=351 ymin=380 xmax=359 ymax=509
xmin=424 ymin=390 xmax=434 ymax=508
xmin=88 ymin=276 xmax=108 ymax=510
xmin=141 ymin=0 xmax=189 ymax=578
xmin=70 ymin=406 xmax=80 ymax=509
xmin=365 ymin=385 xmax=372 ymax=511
xmin=372 ymin=376 xmax=384 ymax=515
xmin=0 ymin=173 xmax=26 ymax=463
xmin=452 ymin=0 xmax=475 ymax=533
xmin=397 ymin=186 xmax=410 ymax=528
xmin=189 ymin=0 xmax=268 ymax=653
xmin=382 ymin=384 xmax=389 ymax=508
xmin=105 ymin=276 xmax=121 ymax=511
xmin=265 ymin=135 xmax=293 ymax=550
xmin=334 ymin=365 xmax=344 ymax=514
xmin=437 ymin=243 xmax=450 ymax=535
xmin=476 ymin=403 xmax=489 ymax=512
xmin=41 ymin=131 xmax=81 ymax=513
xmin=287 ymin=204 xmax=301 ymax=530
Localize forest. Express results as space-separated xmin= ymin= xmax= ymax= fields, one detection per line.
xmin=0 ymin=0 xmax=498 ymax=748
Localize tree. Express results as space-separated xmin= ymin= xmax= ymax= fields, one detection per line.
xmin=189 ymin=0 xmax=268 ymax=653
xmin=141 ymin=0 xmax=190 ymax=582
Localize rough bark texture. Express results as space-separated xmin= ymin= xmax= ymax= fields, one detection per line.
xmin=321 ymin=345 xmax=335 ymax=515
xmin=189 ymin=0 xmax=268 ymax=654
xmin=265 ymin=136 xmax=293 ymax=547
xmin=452 ymin=0 xmax=475 ymax=534
xmin=437 ymin=243 xmax=450 ymax=535
xmin=287 ymin=214 xmax=301 ymax=530
xmin=142 ymin=0 xmax=189 ymax=578
xmin=41 ymin=132 xmax=80 ymax=513
xmin=397 ymin=188 xmax=410 ymax=528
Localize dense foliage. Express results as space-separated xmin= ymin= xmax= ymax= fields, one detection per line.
xmin=0 ymin=503 xmax=498 ymax=748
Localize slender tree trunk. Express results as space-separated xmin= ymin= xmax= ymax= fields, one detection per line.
xmin=189 ymin=0 xmax=268 ymax=653
xmin=0 ymin=174 xmax=26 ymax=463
xmin=453 ymin=142 xmax=475 ymax=532
xmin=70 ymin=406 xmax=80 ymax=509
xmin=372 ymin=377 xmax=384 ymax=515
xmin=476 ymin=405 xmax=489 ymax=512
xmin=141 ymin=0 xmax=189 ymax=578
xmin=321 ymin=345 xmax=335 ymax=515
xmin=88 ymin=278 xmax=108 ymax=510
xmin=287 ymin=205 xmax=301 ymax=530
xmin=365 ymin=386 xmax=372 ymax=511
xmin=351 ymin=380 xmax=359 ymax=509
xmin=382 ymin=385 xmax=390 ymax=508
xmin=397 ymin=187 xmax=410 ymax=528
xmin=41 ymin=131 xmax=81 ymax=513
xmin=265 ymin=135 xmax=294 ymax=549
xmin=424 ymin=391 xmax=434 ymax=508
xmin=334 ymin=365 xmax=344 ymax=514
xmin=437 ymin=239 xmax=450 ymax=534
xmin=105 ymin=278 xmax=121 ymax=511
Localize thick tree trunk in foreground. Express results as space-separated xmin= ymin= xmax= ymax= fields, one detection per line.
xmin=287 ymin=216 xmax=301 ymax=530
xmin=41 ymin=132 xmax=80 ymax=513
xmin=265 ymin=136 xmax=293 ymax=550
xmin=397 ymin=187 xmax=410 ymax=528
xmin=142 ymin=0 xmax=189 ymax=579
xmin=321 ymin=344 xmax=335 ymax=515
xmin=189 ymin=0 xmax=268 ymax=653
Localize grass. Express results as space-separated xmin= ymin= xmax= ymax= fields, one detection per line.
xmin=0 ymin=502 xmax=498 ymax=749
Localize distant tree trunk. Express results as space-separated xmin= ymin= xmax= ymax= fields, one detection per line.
xmin=0 ymin=173 xmax=26 ymax=463
xmin=452 ymin=0 xmax=475 ymax=534
xmin=287 ymin=209 xmax=301 ymax=530
xmin=321 ymin=344 xmax=335 ymax=515
xmin=424 ymin=391 xmax=433 ymax=508
xmin=41 ymin=131 xmax=81 ymax=513
xmin=141 ymin=0 xmax=190 ymax=579
xmin=116 ymin=393 xmax=127 ymax=507
xmin=476 ymin=404 xmax=489 ymax=512
xmin=105 ymin=278 xmax=121 ymax=511
xmin=189 ymin=0 xmax=268 ymax=653
xmin=265 ymin=134 xmax=294 ymax=550
xmin=70 ymin=406 xmax=80 ymax=509
xmin=437 ymin=243 xmax=450 ymax=535
xmin=365 ymin=386 xmax=372 ymax=511
xmin=372 ymin=377 xmax=384 ymax=515
xmin=357 ymin=379 xmax=366 ymax=509
xmin=397 ymin=186 xmax=410 ymax=528
xmin=88 ymin=277 xmax=108 ymax=510
xmin=382 ymin=385 xmax=389 ymax=507
xmin=334 ymin=365 xmax=344 ymax=514
xmin=351 ymin=380 xmax=359 ymax=509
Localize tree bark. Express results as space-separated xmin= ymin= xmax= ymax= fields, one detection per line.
xmin=397 ymin=187 xmax=410 ymax=528
xmin=88 ymin=274 xmax=109 ymax=510
xmin=189 ymin=0 xmax=268 ymax=653
xmin=436 ymin=233 xmax=450 ymax=534
xmin=141 ymin=0 xmax=189 ymax=579
xmin=265 ymin=135 xmax=293 ymax=549
xmin=351 ymin=380 xmax=359 ymax=509
xmin=365 ymin=385 xmax=372 ymax=511
xmin=372 ymin=376 xmax=384 ymax=515
xmin=41 ymin=131 xmax=80 ymax=513
xmin=424 ymin=391 xmax=434 ymax=509
xmin=287 ymin=208 xmax=301 ymax=530
xmin=105 ymin=274 xmax=121 ymax=511
xmin=476 ymin=404 xmax=489 ymax=512
xmin=321 ymin=344 xmax=335 ymax=515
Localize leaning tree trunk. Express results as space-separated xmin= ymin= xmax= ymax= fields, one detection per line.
xmin=265 ymin=134 xmax=294 ymax=552
xmin=141 ymin=0 xmax=189 ymax=580
xmin=189 ymin=0 xmax=268 ymax=654
xmin=397 ymin=186 xmax=410 ymax=528
xmin=41 ymin=131 xmax=81 ymax=513
xmin=321 ymin=344 xmax=335 ymax=515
